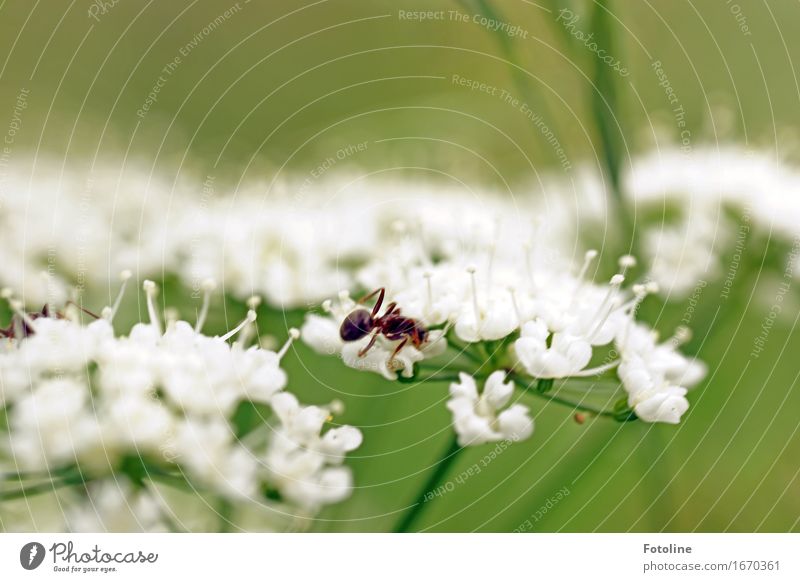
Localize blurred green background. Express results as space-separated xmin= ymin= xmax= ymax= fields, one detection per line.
xmin=1 ymin=0 xmax=799 ymax=531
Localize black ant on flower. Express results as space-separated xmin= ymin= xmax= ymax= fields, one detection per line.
xmin=339 ymin=287 xmax=429 ymax=359
xmin=0 ymin=288 xmax=101 ymax=340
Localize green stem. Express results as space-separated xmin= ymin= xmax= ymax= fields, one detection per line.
xmin=402 ymin=373 xmax=462 ymax=384
xmin=0 ymin=472 xmax=87 ymax=501
xmin=587 ymin=0 xmax=635 ymax=254
xmin=508 ymin=372 xmax=620 ymax=419
xmin=447 ymin=339 xmax=485 ymax=366
xmin=393 ymin=433 xmax=463 ymax=533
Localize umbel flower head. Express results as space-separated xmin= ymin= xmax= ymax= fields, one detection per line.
xmin=0 ymin=276 xmax=363 ymax=519
xmin=303 ymin=224 xmax=706 ymax=447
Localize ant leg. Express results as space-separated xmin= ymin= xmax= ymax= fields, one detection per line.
xmin=381 ymin=302 xmax=398 ymax=319
xmin=358 ymin=330 xmax=380 ymax=358
xmin=65 ymin=300 xmax=101 ymax=320
xmin=390 ymin=337 xmax=409 ymax=360
xmin=357 ymin=288 xmax=385 ymax=317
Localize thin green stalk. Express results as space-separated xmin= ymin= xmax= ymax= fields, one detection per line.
xmin=393 ymin=433 xmax=463 ymax=533
xmin=402 ymin=373 xmax=462 ymax=384
xmin=0 ymin=472 xmax=87 ymax=501
xmin=587 ymin=0 xmax=635 ymax=253
xmin=458 ymin=0 xmax=565 ymax=165
xmin=508 ymin=372 xmax=621 ymax=419
xmin=446 ymin=338 xmax=485 ymax=366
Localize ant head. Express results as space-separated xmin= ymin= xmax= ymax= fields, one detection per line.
xmin=339 ymin=308 xmax=374 ymax=342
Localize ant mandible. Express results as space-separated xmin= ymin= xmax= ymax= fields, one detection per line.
xmin=339 ymin=287 xmax=428 ymax=359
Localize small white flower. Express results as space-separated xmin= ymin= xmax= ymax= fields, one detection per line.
xmin=65 ymin=479 xmax=169 ymax=533
xmin=9 ymin=378 xmax=101 ymax=469
xmin=628 ymin=384 xmax=689 ymax=424
xmin=266 ymin=392 xmax=362 ymax=510
xmin=173 ymin=418 xmax=259 ymax=499
xmin=616 ymin=323 xmax=705 ymax=424
xmin=453 ymin=268 xmax=518 ymax=342
xmin=514 ymin=319 xmax=592 ymax=379
xmin=446 ymin=371 xmax=533 ymax=447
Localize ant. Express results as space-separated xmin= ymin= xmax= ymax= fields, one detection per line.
xmin=0 ymin=302 xmax=100 ymax=339
xmin=339 ymin=287 xmax=428 ymax=359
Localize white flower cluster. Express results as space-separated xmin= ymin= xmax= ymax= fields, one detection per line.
xmin=302 ymin=210 xmax=706 ymax=444
xmin=0 ymin=163 xmax=184 ymax=306
xmin=448 ymin=372 xmax=533 ymax=447
xmin=4 ymin=149 xmax=798 ymax=310
xmin=626 ymin=145 xmax=800 ymax=297
xmin=0 ymin=162 xmax=593 ymax=309
xmin=0 ymin=280 xmax=363 ymax=523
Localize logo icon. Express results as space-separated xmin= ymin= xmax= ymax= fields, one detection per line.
xmin=20 ymin=542 xmax=46 ymax=570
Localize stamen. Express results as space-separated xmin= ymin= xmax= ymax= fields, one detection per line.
xmin=618 ymin=255 xmax=637 ymax=276
xmin=143 ymin=280 xmax=163 ymax=336
xmin=106 ymin=270 xmax=132 ymax=323
xmin=164 ymin=307 xmax=180 ymax=329
xmin=247 ymin=295 xmax=262 ymax=310
xmin=577 ymin=249 xmax=599 ymax=282
xmin=321 ymin=299 xmax=333 ymax=313
xmin=277 ymin=327 xmax=301 ymax=360
xmin=329 ymin=399 xmax=345 ymax=416
xmin=667 ymin=325 xmax=692 ymax=347
xmin=571 ymin=359 xmax=621 ymax=377
xmin=467 ymin=266 xmax=481 ymax=326
xmin=569 ymin=250 xmax=599 ymax=310
xmin=588 ymin=274 xmax=625 ymax=339
xmin=423 ymin=271 xmax=433 ymax=313
xmin=220 ymin=310 xmax=257 ymax=342
xmin=194 ymin=278 xmax=217 ymax=333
